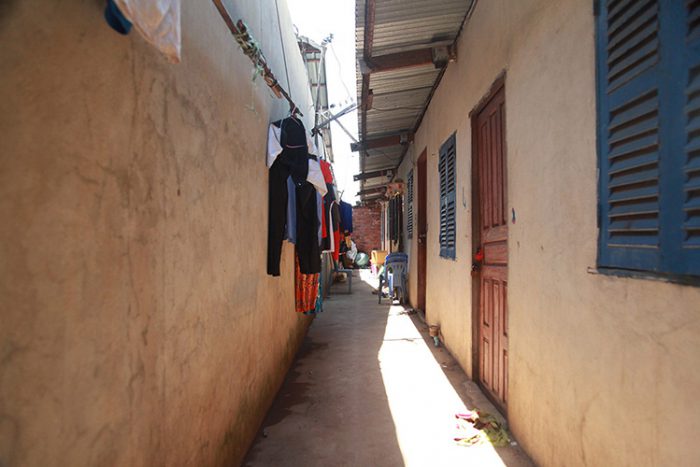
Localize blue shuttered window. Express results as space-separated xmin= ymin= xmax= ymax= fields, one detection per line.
xmin=407 ymin=170 xmax=414 ymax=239
xmin=439 ymin=134 xmax=457 ymax=259
xmin=596 ymin=0 xmax=700 ymax=278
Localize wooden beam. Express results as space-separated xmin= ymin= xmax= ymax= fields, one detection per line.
xmin=363 ymin=0 xmax=375 ymax=60
xmin=361 ymin=193 xmax=386 ymax=202
xmin=350 ymin=132 xmax=414 ymax=152
xmin=365 ymin=89 xmax=374 ymax=111
xmin=357 ymin=185 xmax=387 ymax=196
xmin=367 ymin=48 xmax=433 ymax=72
xmin=353 ymin=169 xmax=393 ymax=182
xmin=361 ymin=45 xmax=456 ymax=74
xmin=360 ymin=73 xmax=370 ymax=136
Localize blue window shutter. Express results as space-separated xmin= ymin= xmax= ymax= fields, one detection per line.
xmin=439 ymin=143 xmax=447 ymax=257
xmin=446 ymin=136 xmax=457 ymax=258
xmin=597 ymin=0 xmax=662 ymax=271
xmin=439 ymin=134 xmax=457 ymax=259
xmin=597 ymin=0 xmax=700 ymax=277
xmin=681 ymin=0 xmax=700 ymax=275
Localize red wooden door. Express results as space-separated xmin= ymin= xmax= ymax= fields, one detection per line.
xmin=416 ymin=150 xmax=427 ymax=312
xmin=473 ymin=81 xmax=508 ymax=412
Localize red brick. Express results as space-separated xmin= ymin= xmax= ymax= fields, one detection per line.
xmin=351 ymin=205 xmax=382 ymax=253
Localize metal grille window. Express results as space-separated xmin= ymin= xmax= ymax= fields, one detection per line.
xmin=407 ymin=170 xmax=414 ymax=239
xmin=439 ymin=134 xmax=457 ymax=259
xmin=596 ymin=0 xmax=700 ymax=278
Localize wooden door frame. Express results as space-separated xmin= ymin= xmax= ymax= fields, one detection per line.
xmin=470 ymin=73 xmax=507 ymax=414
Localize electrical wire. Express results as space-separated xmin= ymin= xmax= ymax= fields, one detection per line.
xmin=329 ymin=42 xmax=354 ymax=102
xmin=318 ymin=108 xmax=401 ymax=164
xmin=274 ymin=0 xmax=293 ymax=106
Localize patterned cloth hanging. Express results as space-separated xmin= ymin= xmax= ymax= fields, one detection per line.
xmin=295 ymin=254 xmax=319 ymax=314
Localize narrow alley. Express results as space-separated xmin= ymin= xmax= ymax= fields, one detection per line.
xmin=244 ymin=272 xmax=533 ymax=466
xmin=3 ymin=0 xmax=700 ymax=466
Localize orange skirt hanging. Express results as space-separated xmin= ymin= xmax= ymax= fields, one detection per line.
xmin=295 ymin=252 xmax=319 ymax=313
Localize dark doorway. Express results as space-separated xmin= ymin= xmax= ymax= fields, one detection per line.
xmin=416 ymin=149 xmax=428 ymax=313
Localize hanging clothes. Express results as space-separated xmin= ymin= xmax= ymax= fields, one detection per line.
xmin=104 ymin=0 xmax=132 ymax=34
xmin=269 ymin=124 xmax=328 ymax=195
xmin=312 ymin=274 xmax=324 ymax=315
xmin=331 ymin=202 xmax=341 ymax=262
xmin=113 ymin=0 xmax=181 ymax=63
xmin=319 ymin=159 xmax=334 ymax=183
xmin=267 ymin=117 xmax=325 ymax=276
xmin=295 ymin=179 xmax=321 ymax=274
xmin=339 ymin=200 xmax=353 ymax=234
xmin=321 ymin=196 xmax=328 ymax=242
xmin=285 ymin=173 xmax=324 ymax=247
xmin=320 ymin=160 xmax=341 ymax=261
xmin=267 ymin=117 xmax=310 ymax=276
xmin=285 ymin=176 xmax=297 ymax=244
xmin=267 ymin=118 xmax=309 ymax=181
xmin=319 ymin=160 xmax=337 ymax=253
xmin=295 ymin=254 xmax=319 ymax=314
xmin=307 ymin=157 xmax=328 ymax=197
xmin=316 ymin=191 xmax=323 ymax=246
xmin=324 ymin=203 xmax=335 ymax=254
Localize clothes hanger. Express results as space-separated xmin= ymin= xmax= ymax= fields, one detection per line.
xmin=280 ymin=104 xmax=306 ymax=149
xmin=288 ymin=103 xmax=302 ymax=123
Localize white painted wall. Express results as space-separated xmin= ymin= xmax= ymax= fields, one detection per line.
xmin=402 ymin=1 xmax=700 ymax=465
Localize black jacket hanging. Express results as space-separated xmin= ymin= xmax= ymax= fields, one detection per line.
xmin=267 ymin=117 xmax=320 ymax=276
xmin=268 ymin=117 xmax=309 ymax=276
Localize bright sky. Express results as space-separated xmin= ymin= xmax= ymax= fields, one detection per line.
xmin=287 ymin=0 xmax=360 ymax=204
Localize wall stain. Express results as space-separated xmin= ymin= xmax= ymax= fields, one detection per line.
xmin=0 ymin=341 xmax=26 ymax=367
xmin=0 ymin=0 xmax=19 ymax=30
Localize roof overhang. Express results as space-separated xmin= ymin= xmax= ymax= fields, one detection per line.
xmin=354 ymin=0 xmax=476 ymax=201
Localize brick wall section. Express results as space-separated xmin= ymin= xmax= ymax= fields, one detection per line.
xmin=352 ymin=204 xmax=382 ymax=254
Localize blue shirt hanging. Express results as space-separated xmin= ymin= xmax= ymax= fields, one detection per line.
xmin=339 ymin=200 xmax=353 ymax=234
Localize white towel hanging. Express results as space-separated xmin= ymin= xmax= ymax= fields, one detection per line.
xmin=116 ymin=0 xmax=181 ymax=63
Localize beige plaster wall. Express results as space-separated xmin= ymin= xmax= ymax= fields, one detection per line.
xmin=0 ymin=0 xmax=315 ymax=465
xmin=403 ymin=0 xmax=700 ymax=465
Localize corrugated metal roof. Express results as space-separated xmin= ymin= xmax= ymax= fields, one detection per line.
xmin=357 ymin=0 xmax=470 ymax=54
xmin=355 ymin=0 xmax=474 ymax=200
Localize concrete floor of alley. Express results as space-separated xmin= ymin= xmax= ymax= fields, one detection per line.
xmin=244 ymin=271 xmax=534 ymax=467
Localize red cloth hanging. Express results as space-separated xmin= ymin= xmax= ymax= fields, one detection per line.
xmin=332 ymin=230 xmax=340 ymax=262
xmin=320 ymin=159 xmax=334 ymax=183
xmin=295 ymin=253 xmax=319 ymax=313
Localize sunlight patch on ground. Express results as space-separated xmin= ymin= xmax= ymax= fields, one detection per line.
xmin=359 ymin=268 xmax=379 ymax=289
xmin=376 ymin=302 xmax=507 ymax=466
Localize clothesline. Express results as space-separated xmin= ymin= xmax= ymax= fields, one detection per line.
xmin=212 ymin=0 xmax=303 ymax=117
